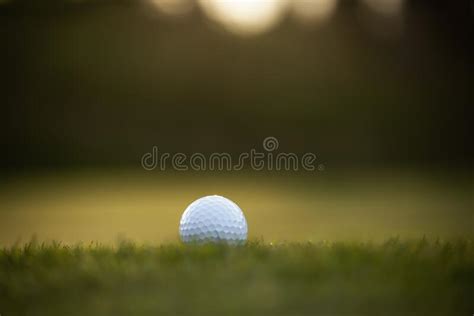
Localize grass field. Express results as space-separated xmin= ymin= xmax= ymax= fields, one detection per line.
xmin=1 ymin=239 xmax=473 ymax=315
xmin=1 ymin=170 xmax=472 ymax=314
xmin=1 ymin=170 xmax=472 ymax=245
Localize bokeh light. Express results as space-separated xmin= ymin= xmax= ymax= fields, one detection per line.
xmin=198 ymin=0 xmax=288 ymax=36
xmin=292 ymin=0 xmax=338 ymax=25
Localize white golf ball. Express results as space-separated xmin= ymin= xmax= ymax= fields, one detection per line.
xmin=179 ymin=195 xmax=248 ymax=244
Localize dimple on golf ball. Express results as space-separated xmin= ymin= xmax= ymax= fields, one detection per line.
xmin=179 ymin=195 xmax=248 ymax=244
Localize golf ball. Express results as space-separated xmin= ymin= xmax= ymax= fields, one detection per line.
xmin=179 ymin=195 xmax=248 ymax=244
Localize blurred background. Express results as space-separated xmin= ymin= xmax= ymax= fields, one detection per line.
xmin=0 ymin=0 xmax=473 ymax=245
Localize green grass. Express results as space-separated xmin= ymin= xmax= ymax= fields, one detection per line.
xmin=1 ymin=239 xmax=473 ymax=316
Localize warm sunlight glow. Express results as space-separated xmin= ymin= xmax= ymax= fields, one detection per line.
xmin=292 ymin=0 xmax=338 ymax=25
xmin=199 ymin=0 xmax=288 ymax=36
xmin=362 ymin=0 xmax=404 ymax=16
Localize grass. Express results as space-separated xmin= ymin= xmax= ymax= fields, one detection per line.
xmin=1 ymin=239 xmax=473 ymax=315
xmin=2 ymin=170 xmax=473 ymax=245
